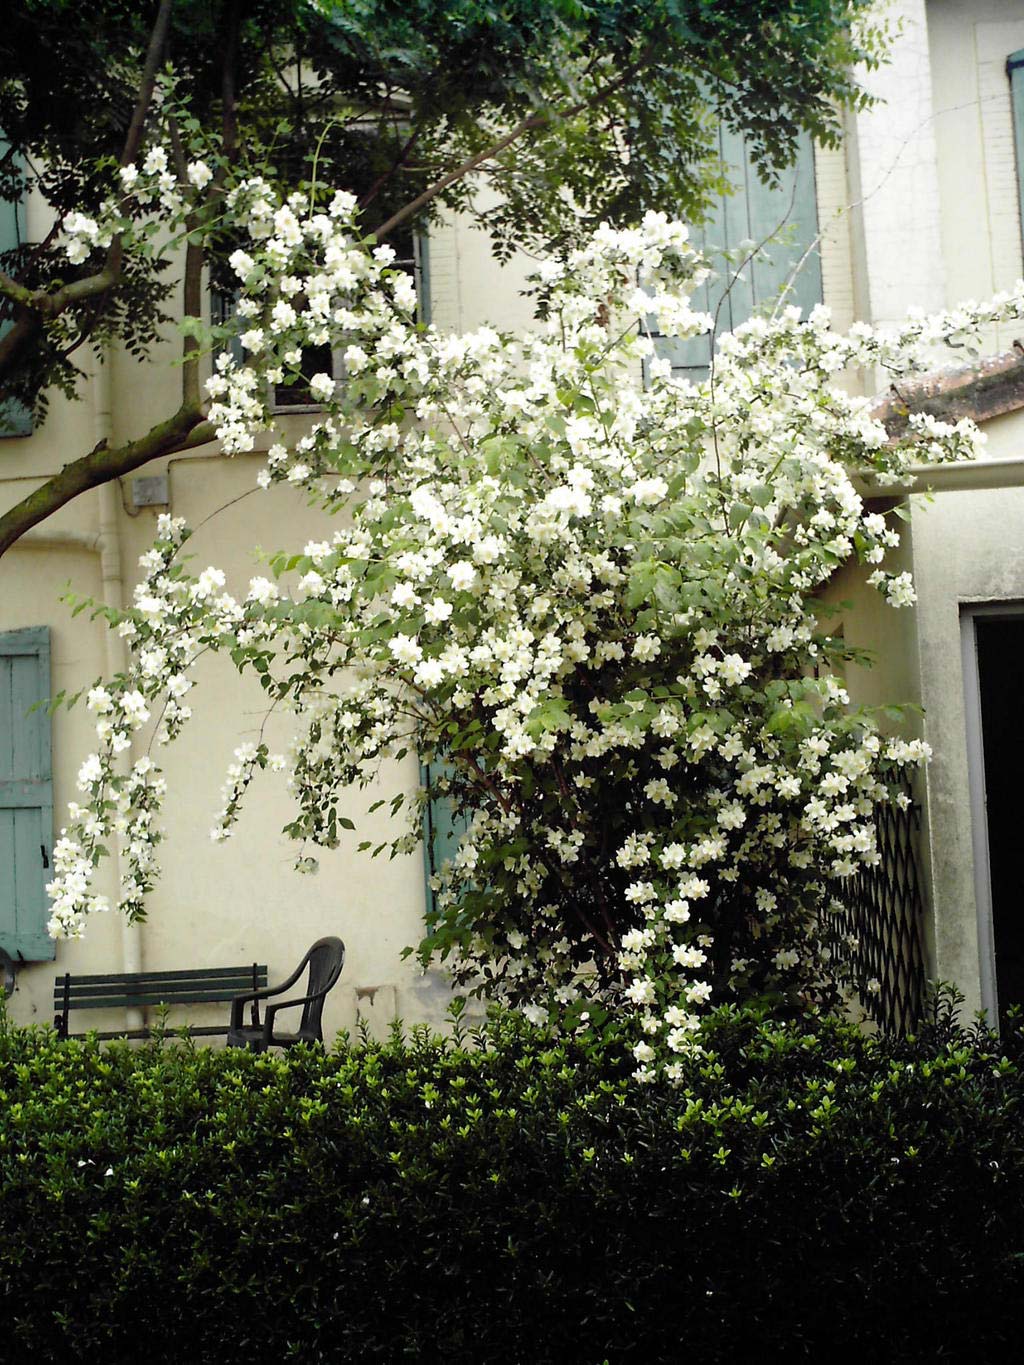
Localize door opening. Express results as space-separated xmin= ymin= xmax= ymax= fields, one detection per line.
xmin=962 ymin=607 xmax=1024 ymax=1020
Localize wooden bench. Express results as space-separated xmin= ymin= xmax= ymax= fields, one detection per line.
xmin=53 ymin=964 xmax=268 ymax=1040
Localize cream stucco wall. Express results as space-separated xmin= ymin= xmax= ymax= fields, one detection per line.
xmin=907 ymin=470 xmax=1024 ymax=1014
xmin=847 ymin=0 xmax=947 ymax=328
xmin=827 ymin=0 xmax=1024 ymax=1014
xmin=928 ymin=0 xmax=1024 ymax=312
xmin=0 ymin=252 xmax=479 ymax=1038
xmin=901 ymin=3 xmax=1024 ymax=1013
xmin=1 ymin=427 xmax=451 ymax=1039
xmin=7 ymin=0 xmax=1024 ymax=1033
xmin=429 ymin=200 xmax=540 ymax=336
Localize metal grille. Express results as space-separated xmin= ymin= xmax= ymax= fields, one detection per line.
xmin=824 ymin=793 xmax=928 ymax=1034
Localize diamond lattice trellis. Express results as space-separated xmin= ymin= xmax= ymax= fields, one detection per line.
xmin=824 ymin=792 xmax=928 ymax=1034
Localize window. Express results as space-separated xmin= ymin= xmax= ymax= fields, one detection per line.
xmin=651 ymin=127 xmax=822 ymax=381
xmin=0 ymin=139 xmax=32 ymax=437
xmin=211 ymin=223 xmax=430 ymax=411
xmin=0 ymin=627 xmax=55 ymax=961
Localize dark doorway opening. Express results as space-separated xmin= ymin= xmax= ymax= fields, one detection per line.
xmin=975 ymin=615 xmax=1024 ymax=1017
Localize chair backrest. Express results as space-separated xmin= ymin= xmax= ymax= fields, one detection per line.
xmin=298 ymin=936 xmax=346 ymax=1040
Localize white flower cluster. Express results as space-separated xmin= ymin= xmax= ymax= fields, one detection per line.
xmin=211 ymin=741 xmax=284 ymax=842
xmin=63 ymin=210 xmax=115 ymax=265
xmin=48 ymin=145 xmax=1024 ymax=1081
xmin=47 ymin=514 xmax=216 ymax=933
xmin=63 ymin=130 xmax=199 ymax=268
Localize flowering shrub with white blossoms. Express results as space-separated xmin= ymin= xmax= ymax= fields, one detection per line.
xmin=48 ymin=144 xmax=1024 ymax=1081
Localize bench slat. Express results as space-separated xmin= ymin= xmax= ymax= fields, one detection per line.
xmin=55 ymin=975 xmax=263 ymax=1003
xmin=56 ymin=990 xmax=259 ymax=1010
xmin=64 ymin=1025 xmax=233 ymax=1040
xmin=54 ymin=964 xmax=267 ymax=987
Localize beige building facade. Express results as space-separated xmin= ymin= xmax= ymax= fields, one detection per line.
xmin=3 ymin=0 xmax=1024 ymax=1035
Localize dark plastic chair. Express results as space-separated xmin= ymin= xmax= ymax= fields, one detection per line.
xmin=226 ymin=936 xmax=345 ymax=1051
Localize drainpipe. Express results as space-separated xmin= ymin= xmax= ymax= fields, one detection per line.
xmin=18 ymin=528 xmax=102 ymax=552
xmin=92 ymin=349 xmax=145 ymax=1029
xmin=853 ymin=457 xmax=1024 ymax=499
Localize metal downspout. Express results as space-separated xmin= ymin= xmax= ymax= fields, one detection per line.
xmin=93 ymin=349 xmax=145 ymax=1030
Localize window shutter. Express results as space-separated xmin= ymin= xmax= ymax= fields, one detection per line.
xmin=211 ymin=289 xmax=244 ymax=368
xmin=0 ymin=627 xmax=55 ymax=960
xmin=1009 ymin=51 xmax=1024 ymax=251
xmin=651 ymin=177 xmax=730 ymax=377
xmin=421 ymin=761 xmax=468 ymax=920
xmin=743 ymin=129 xmax=823 ymax=317
xmin=719 ymin=125 xmax=756 ymax=324
xmin=0 ymin=140 xmax=32 ymax=437
xmin=652 ymin=128 xmax=822 ymax=380
xmin=413 ymin=231 xmax=431 ymax=326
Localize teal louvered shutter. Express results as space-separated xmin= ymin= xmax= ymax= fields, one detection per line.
xmin=654 ymin=179 xmax=730 ymax=375
xmin=652 ymin=127 xmax=822 ymax=380
xmin=0 ymin=140 xmax=32 ymax=438
xmin=1009 ymin=51 xmax=1024 ymax=251
xmin=0 ymin=628 xmax=55 ymax=960
xmin=413 ymin=231 xmax=431 ymax=325
xmin=421 ymin=761 xmax=469 ymax=920
xmin=211 ymin=288 xmax=244 ymax=368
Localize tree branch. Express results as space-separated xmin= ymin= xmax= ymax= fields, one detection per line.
xmin=221 ymin=0 xmax=242 ymax=160
xmin=0 ymin=261 xmax=127 ymax=319
xmin=120 ymin=0 xmax=176 ymax=170
xmin=374 ymin=112 xmax=549 ymax=240
xmin=0 ymin=269 xmax=34 ymax=310
xmin=2 ymin=22 xmax=656 ymax=562
xmin=0 ymin=261 xmax=126 ymax=388
xmin=167 ymin=115 xmax=189 ymax=183
xmin=0 ymin=0 xmax=174 ymax=387
xmin=0 ymin=405 xmax=211 ymax=559
xmin=181 ymin=237 xmax=203 ymax=407
xmin=359 ymin=124 xmax=423 ymax=212
xmin=374 ymin=46 xmax=655 ymax=240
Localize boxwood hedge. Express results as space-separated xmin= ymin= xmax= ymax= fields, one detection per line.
xmin=1 ymin=995 xmax=1022 ymax=1361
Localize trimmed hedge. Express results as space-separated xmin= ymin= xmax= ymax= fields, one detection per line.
xmin=1 ymin=998 xmax=1023 ymax=1361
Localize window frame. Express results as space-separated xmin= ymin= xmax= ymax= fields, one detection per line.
xmin=210 ymin=228 xmax=430 ymax=415
xmin=0 ymin=139 xmax=32 ymax=437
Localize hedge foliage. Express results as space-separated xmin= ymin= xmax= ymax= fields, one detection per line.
xmin=1 ymin=996 xmax=1023 ymax=1362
